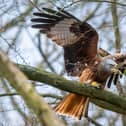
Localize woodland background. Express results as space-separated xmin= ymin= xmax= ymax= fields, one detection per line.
xmin=0 ymin=0 xmax=126 ymax=126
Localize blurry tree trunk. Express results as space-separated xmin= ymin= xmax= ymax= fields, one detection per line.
xmin=111 ymin=1 xmax=126 ymax=126
xmin=111 ymin=0 xmax=121 ymax=53
xmin=0 ymin=49 xmax=65 ymax=126
xmin=122 ymin=115 xmax=126 ymax=126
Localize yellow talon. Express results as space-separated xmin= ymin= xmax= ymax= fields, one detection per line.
xmin=91 ymin=81 xmax=101 ymax=88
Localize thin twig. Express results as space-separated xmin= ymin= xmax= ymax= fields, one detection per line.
xmin=1 ymin=78 xmax=27 ymax=120
xmin=0 ymin=49 xmax=65 ymax=126
xmin=84 ymin=3 xmax=101 ymax=22
xmin=111 ymin=0 xmax=121 ymax=53
xmin=87 ymin=116 xmax=103 ymax=126
xmin=0 ymin=92 xmax=63 ymax=99
xmin=37 ymin=33 xmax=56 ymax=73
xmin=85 ymin=0 xmax=126 ymax=7
xmin=28 ymin=0 xmax=41 ymax=11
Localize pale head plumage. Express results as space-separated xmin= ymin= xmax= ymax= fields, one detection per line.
xmin=100 ymin=58 xmax=117 ymax=72
xmin=96 ymin=58 xmax=117 ymax=83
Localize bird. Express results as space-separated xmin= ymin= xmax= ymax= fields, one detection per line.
xmin=31 ymin=7 xmax=118 ymax=120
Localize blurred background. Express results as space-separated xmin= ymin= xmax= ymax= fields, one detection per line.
xmin=0 ymin=0 xmax=126 ymax=125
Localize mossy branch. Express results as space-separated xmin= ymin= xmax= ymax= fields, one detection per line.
xmin=17 ymin=63 xmax=126 ymax=115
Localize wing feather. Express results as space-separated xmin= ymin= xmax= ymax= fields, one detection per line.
xmin=31 ymin=8 xmax=98 ymax=76
xmin=31 ymin=8 xmax=80 ymax=46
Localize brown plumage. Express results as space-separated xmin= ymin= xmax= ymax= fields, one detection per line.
xmin=55 ymin=67 xmax=97 ymax=119
xmin=55 ymin=94 xmax=89 ymax=120
xmin=31 ymin=7 xmax=98 ymax=76
xmin=31 ymin=8 xmax=116 ymax=119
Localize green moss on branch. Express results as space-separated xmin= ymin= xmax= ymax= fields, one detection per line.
xmin=18 ymin=64 xmax=126 ymax=115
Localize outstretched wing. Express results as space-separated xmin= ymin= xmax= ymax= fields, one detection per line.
xmin=31 ymin=8 xmax=98 ymax=76
xmin=32 ymin=8 xmax=81 ymax=46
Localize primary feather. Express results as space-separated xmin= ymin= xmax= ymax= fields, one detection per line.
xmin=31 ymin=8 xmax=98 ymax=76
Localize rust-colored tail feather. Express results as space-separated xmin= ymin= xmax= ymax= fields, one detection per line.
xmin=55 ymin=93 xmax=89 ymax=120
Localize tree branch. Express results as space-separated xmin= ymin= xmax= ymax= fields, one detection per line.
xmin=0 ymin=1 xmax=34 ymax=32
xmin=111 ymin=0 xmax=121 ymax=53
xmin=0 ymin=49 xmax=65 ymax=126
xmin=17 ymin=63 xmax=126 ymax=115
xmin=83 ymin=0 xmax=126 ymax=7
xmin=0 ymin=92 xmax=62 ymax=100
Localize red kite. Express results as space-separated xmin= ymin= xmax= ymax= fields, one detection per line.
xmin=31 ymin=8 xmax=118 ymax=119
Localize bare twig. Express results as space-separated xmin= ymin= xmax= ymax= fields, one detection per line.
xmin=28 ymin=0 xmax=41 ymax=11
xmin=1 ymin=78 xmax=27 ymax=120
xmin=111 ymin=0 xmax=121 ymax=53
xmin=84 ymin=0 xmax=126 ymax=7
xmin=84 ymin=3 xmax=101 ymax=22
xmin=87 ymin=116 xmax=103 ymax=126
xmin=37 ymin=33 xmax=56 ymax=73
xmin=0 ymin=6 xmax=33 ymax=32
xmin=0 ymin=92 xmax=62 ymax=100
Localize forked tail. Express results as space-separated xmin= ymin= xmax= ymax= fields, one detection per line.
xmin=55 ymin=93 xmax=89 ymax=120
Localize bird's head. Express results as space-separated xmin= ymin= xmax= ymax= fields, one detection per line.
xmin=98 ymin=58 xmax=117 ymax=75
xmin=102 ymin=58 xmax=117 ymax=70
xmin=96 ymin=58 xmax=118 ymax=83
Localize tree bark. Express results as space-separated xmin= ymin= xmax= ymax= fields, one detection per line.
xmin=0 ymin=49 xmax=65 ymax=126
